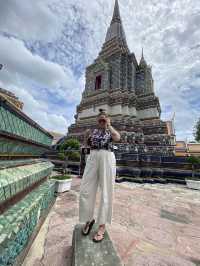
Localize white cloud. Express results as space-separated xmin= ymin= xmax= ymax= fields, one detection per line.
xmin=0 ymin=36 xmax=74 ymax=89
xmin=50 ymin=0 xmax=200 ymax=141
xmin=0 ymin=0 xmax=199 ymax=140
xmin=0 ymin=34 xmax=80 ymax=133
xmin=114 ymin=0 xmax=200 ymax=140
xmin=0 ymin=83 xmax=69 ymax=134
xmin=0 ymin=0 xmax=62 ymax=41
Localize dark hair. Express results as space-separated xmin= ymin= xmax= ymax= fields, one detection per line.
xmin=98 ymin=108 xmax=108 ymax=117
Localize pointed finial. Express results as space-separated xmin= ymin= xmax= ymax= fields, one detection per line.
xmin=111 ymin=0 xmax=121 ymax=23
xmin=140 ymin=48 xmax=147 ymax=68
xmin=103 ymin=0 xmax=129 ymax=52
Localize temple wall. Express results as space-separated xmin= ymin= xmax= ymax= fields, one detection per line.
xmin=67 ymin=0 xmax=176 ymax=156
xmin=137 ymin=108 xmax=159 ymax=120
xmin=110 ymin=104 xmax=122 ymax=115
xmin=109 ymin=55 xmax=121 ymax=89
xmin=78 ymin=107 xmax=96 ymax=119
xmin=129 ymin=106 xmax=137 ymax=117
xmin=130 ymin=62 xmax=136 ymax=90
xmin=122 ymin=105 xmax=129 ymax=116
xmin=78 ymin=104 xmax=138 ymax=119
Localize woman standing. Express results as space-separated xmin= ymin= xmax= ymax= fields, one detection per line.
xmin=79 ymin=109 xmax=120 ymax=242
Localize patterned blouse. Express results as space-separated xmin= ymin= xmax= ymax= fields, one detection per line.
xmin=87 ymin=128 xmax=113 ymax=150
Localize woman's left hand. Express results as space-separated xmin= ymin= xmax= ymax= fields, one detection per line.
xmin=106 ymin=118 xmax=121 ymax=142
xmin=106 ymin=117 xmax=111 ymax=127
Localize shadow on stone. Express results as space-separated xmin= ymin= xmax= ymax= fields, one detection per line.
xmin=160 ymin=209 xmax=191 ymax=224
xmin=71 ymin=224 xmax=123 ymax=266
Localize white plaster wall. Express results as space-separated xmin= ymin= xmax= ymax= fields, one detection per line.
xmin=78 ymin=104 xmax=142 ymax=119
xmin=110 ymin=105 xmax=122 ymax=115
xmin=78 ymin=105 xmax=159 ymax=119
xmin=78 ymin=104 xmax=110 ymax=119
xmin=122 ymin=106 xmax=129 ymax=116
xmin=78 ymin=108 xmax=94 ymax=119
xmin=137 ymin=108 xmax=159 ymax=119
xmin=129 ymin=107 xmax=137 ymax=117
xmin=78 ymin=104 xmax=124 ymax=119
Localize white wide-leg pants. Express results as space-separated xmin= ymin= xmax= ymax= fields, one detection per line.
xmin=79 ymin=149 xmax=116 ymax=225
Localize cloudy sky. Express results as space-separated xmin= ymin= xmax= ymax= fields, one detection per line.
xmin=0 ymin=0 xmax=199 ymax=140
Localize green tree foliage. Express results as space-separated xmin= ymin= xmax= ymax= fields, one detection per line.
xmin=186 ymin=156 xmax=200 ymax=179
xmin=186 ymin=156 xmax=200 ymax=165
xmin=68 ymin=151 xmax=80 ymax=161
xmin=194 ymin=118 xmax=200 ymax=142
xmin=58 ymin=152 xmax=66 ymax=160
xmin=59 ymin=138 xmax=80 ymax=151
xmin=58 ymin=138 xmax=80 ymax=162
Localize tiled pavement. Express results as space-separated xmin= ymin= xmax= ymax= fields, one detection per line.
xmin=23 ymin=176 xmax=200 ymax=266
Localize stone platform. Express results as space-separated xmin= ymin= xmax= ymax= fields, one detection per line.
xmin=23 ymin=176 xmax=200 ymax=266
xmin=71 ymin=223 xmax=123 ymax=266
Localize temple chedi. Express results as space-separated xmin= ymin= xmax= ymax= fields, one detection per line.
xmin=67 ymin=0 xmax=175 ymax=155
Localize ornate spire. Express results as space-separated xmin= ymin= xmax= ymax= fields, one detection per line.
xmin=139 ymin=48 xmax=147 ymax=68
xmin=102 ymin=0 xmax=129 ymax=53
xmin=111 ymin=0 xmax=121 ymax=23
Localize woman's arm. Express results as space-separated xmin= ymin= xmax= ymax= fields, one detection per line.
xmin=83 ymin=129 xmax=92 ymax=147
xmin=106 ymin=118 xmax=120 ymax=142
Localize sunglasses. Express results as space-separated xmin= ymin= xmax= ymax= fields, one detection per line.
xmin=98 ymin=119 xmax=106 ymax=123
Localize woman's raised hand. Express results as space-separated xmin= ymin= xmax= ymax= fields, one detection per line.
xmin=106 ymin=117 xmax=111 ymax=127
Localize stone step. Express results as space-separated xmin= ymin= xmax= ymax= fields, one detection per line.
xmin=0 ymin=159 xmax=42 ymax=169
xmin=0 ymin=180 xmax=56 ymax=266
xmin=0 ymin=161 xmax=54 ymax=204
xmin=71 ymin=223 xmax=124 ymax=266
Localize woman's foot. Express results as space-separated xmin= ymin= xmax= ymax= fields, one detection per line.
xmin=82 ymin=219 xmax=95 ymax=235
xmin=93 ymin=224 xmax=105 ymax=242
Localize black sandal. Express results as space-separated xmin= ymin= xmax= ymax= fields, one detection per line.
xmin=81 ymin=219 xmax=95 ymax=236
xmin=92 ymin=229 xmax=105 ymax=242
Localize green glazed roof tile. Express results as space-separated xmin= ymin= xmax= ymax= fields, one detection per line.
xmin=0 ymin=102 xmax=53 ymax=146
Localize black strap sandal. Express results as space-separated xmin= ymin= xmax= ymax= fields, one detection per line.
xmin=92 ymin=230 xmax=105 ymax=242
xmin=81 ymin=219 xmax=95 ymax=236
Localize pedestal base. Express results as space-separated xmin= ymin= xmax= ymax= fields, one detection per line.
xmin=71 ymin=224 xmax=123 ymax=266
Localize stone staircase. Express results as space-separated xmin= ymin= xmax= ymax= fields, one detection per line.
xmin=0 ymin=161 xmax=56 ymax=266
xmin=0 ymin=160 xmax=54 ymax=204
xmin=0 ymin=95 xmax=56 ymax=265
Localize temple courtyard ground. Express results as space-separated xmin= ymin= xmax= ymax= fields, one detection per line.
xmin=23 ymin=176 xmax=200 ymax=266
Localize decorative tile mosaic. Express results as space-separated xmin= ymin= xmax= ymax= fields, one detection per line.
xmin=0 ymin=180 xmax=56 ymax=266
xmin=0 ymin=102 xmax=53 ymax=146
xmin=0 ymin=161 xmax=54 ymax=203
